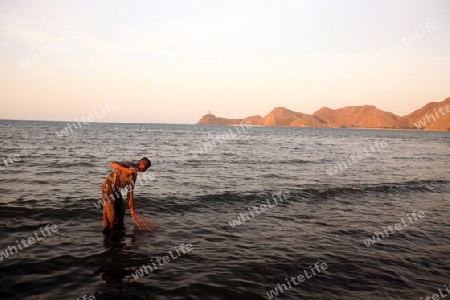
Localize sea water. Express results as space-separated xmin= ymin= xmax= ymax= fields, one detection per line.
xmin=0 ymin=120 xmax=449 ymax=299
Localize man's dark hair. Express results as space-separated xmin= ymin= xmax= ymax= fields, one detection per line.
xmin=140 ymin=157 xmax=151 ymax=168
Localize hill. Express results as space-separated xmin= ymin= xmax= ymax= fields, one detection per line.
xmin=263 ymin=107 xmax=325 ymax=127
xmin=196 ymin=97 xmax=450 ymax=130
xmin=313 ymin=105 xmax=410 ymax=129
xmin=404 ymin=97 xmax=450 ymax=130
xmin=196 ymin=113 xmax=243 ymax=126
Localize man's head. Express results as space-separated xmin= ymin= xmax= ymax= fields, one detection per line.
xmin=137 ymin=157 xmax=151 ymax=172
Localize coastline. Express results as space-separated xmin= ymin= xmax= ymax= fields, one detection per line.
xmin=196 ymin=124 xmax=449 ymax=131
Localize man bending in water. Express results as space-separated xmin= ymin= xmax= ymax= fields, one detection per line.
xmin=101 ymin=157 xmax=151 ymax=234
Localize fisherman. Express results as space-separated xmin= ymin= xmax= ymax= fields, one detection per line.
xmin=101 ymin=157 xmax=151 ymax=234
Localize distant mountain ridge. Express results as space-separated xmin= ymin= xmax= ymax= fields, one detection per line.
xmin=196 ymin=97 xmax=450 ymax=130
xmin=313 ymin=105 xmax=410 ymax=129
xmin=405 ymin=97 xmax=450 ymax=130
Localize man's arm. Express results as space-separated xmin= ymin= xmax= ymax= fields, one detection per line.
xmin=110 ymin=161 xmax=136 ymax=173
xmin=127 ymin=189 xmax=135 ymax=214
xmin=127 ymin=174 xmax=138 ymax=214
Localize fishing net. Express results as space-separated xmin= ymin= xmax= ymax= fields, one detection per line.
xmin=131 ymin=211 xmax=159 ymax=231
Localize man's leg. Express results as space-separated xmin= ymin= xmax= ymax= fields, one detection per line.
xmin=114 ymin=191 xmax=125 ymax=230
xmin=102 ymin=191 xmax=115 ymax=232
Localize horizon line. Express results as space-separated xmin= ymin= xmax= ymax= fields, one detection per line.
xmin=1 ymin=96 xmax=448 ymax=125
xmin=0 ymin=119 xmax=196 ymax=125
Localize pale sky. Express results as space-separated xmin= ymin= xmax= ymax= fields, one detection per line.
xmin=0 ymin=0 xmax=449 ymax=124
